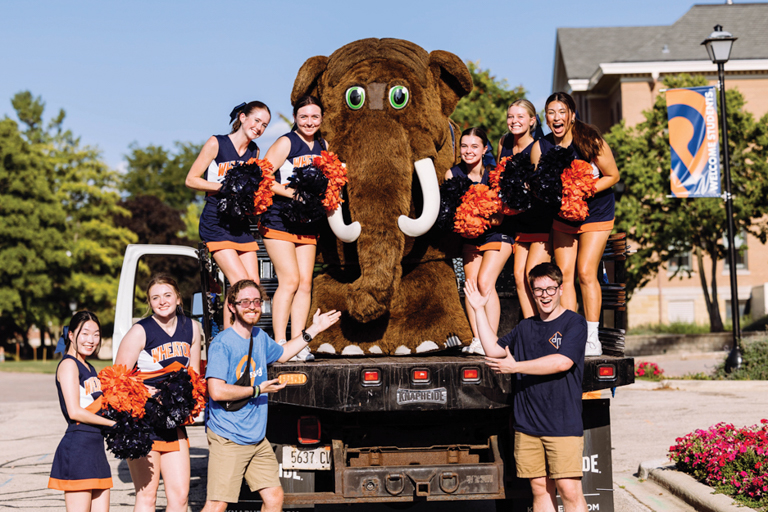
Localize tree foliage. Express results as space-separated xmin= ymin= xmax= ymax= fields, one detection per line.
xmin=0 ymin=92 xmax=137 ymax=345
xmin=451 ymin=62 xmax=526 ymax=150
xmin=606 ymin=74 xmax=768 ymax=331
xmin=123 ymin=141 xmax=203 ymax=211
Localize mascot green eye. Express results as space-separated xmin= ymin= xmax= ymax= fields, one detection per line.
xmin=389 ymin=86 xmax=409 ymax=109
xmin=345 ymin=87 xmax=366 ymax=110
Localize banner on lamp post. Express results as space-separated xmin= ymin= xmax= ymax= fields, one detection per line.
xmin=665 ymin=86 xmax=722 ymax=198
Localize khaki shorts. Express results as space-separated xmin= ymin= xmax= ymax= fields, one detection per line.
xmin=206 ymin=429 xmax=282 ymax=503
xmin=514 ymin=431 xmax=584 ymax=479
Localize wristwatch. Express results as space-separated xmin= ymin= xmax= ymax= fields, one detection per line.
xmin=301 ymin=329 xmax=313 ymax=343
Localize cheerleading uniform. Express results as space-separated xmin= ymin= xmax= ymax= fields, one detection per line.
xmin=48 ymin=355 xmax=113 ymax=492
xmin=499 ymin=136 xmax=554 ymax=243
xmin=538 ymin=135 xmax=615 ymax=234
xmin=258 ymin=131 xmax=326 ymax=245
xmin=135 ymin=315 xmax=194 ymax=452
xmin=449 ymin=164 xmax=513 ymax=251
xmin=199 ymin=134 xmax=261 ymax=252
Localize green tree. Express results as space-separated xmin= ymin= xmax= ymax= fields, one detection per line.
xmin=123 ymin=141 xmax=203 ymax=211
xmin=1 ymin=91 xmax=137 ymax=345
xmin=606 ymin=74 xmax=768 ymax=331
xmin=451 ymin=61 xmax=527 ymax=150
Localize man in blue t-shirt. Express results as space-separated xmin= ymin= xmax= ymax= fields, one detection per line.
xmin=465 ymin=262 xmax=588 ymax=512
xmin=202 ymin=279 xmax=340 ymax=512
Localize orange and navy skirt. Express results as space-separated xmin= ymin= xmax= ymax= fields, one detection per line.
xmin=552 ymin=189 xmax=615 ymax=234
xmin=48 ymin=424 xmax=113 ymax=491
xmin=199 ymin=195 xmax=260 ymax=253
xmin=258 ymin=196 xmax=318 ymax=245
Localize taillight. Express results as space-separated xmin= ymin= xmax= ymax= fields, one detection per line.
xmin=412 ymin=369 xmax=429 ymax=383
xmin=278 ymin=373 xmax=308 ymax=386
xmin=298 ymin=416 xmax=321 ymax=444
xmin=597 ymin=364 xmax=616 ymax=380
xmin=362 ymin=369 xmax=381 ymax=385
xmin=462 ymin=367 xmax=480 ymax=382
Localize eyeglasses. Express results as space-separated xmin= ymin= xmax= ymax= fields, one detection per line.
xmin=532 ymin=286 xmax=559 ymax=297
xmin=234 ymin=298 xmax=265 ymax=308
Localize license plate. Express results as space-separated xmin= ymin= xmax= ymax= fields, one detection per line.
xmin=396 ymin=387 xmax=447 ymax=405
xmin=282 ymin=445 xmax=331 ymax=470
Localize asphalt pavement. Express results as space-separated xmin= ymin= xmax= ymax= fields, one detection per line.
xmin=1 ymin=351 xmax=765 ymax=512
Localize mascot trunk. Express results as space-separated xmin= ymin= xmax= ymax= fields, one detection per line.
xmin=293 ymin=38 xmax=474 ymax=355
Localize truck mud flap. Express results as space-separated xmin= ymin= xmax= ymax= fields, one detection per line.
xmin=283 ymin=436 xmax=506 ymax=505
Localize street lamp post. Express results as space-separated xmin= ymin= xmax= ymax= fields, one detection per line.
xmin=702 ymin=25 xmax=741 ymax=372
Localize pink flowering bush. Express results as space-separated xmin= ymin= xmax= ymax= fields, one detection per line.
xmin=635 ymin=361 xmax=664 ymax=380
xmin=669 ymin=420 xmax=768 ymax=510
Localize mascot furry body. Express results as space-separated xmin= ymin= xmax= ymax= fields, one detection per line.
xmin=292 ymin=38 xmax=474 ymax=355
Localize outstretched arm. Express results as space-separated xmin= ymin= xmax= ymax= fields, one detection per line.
xmin=463 ymin=280 xmax=507 ymax=358
xmin=485 ymin=347 xmax=574 ymax=375
xmin=278 ymin=309 xmax=342 ymax=362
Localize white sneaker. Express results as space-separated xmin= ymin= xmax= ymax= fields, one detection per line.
xmin=585 ymin=337 xmax=602 ymax=357
xmin=461 ymin=338 xmax=485 ymax=355
xmin=291 ymin=345 xmax=315 ymax=362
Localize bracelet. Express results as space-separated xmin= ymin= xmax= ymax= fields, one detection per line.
xmin=252 ymin=384 xmax=260 ymax=398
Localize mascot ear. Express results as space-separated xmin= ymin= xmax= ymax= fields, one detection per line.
xmin=291 ymin=56 xmax=329 ymax=104
xmin=429 ymin=50 xmax=473 ymax=117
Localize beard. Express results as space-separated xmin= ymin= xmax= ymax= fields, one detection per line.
xmin=234 ymin=308 xmax=262 ymax=327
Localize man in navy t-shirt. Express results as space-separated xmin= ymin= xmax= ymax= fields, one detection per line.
xmin=202 ymin=279 xmax=340 ymax=512
xmin=465 ymin=262 xmax=588 ymax=512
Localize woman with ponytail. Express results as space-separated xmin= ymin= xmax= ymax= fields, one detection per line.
xmin=48 ymin=311 xmax=115 ymax=512
xmin=530 ymin=92 xmax=619 ymax=356
xmin=259 ymin=95 xmax=328 ymax=361
xmin=186 ymin=101 xmax=272 ymax=289
xmin=497 ymin=99 xmax=553 ymax=319
xmin=115 ymin=274 xmax=201 ymax=512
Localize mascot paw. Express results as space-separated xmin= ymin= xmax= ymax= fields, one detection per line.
xmin=317 ymin=343 xmax=336 ymax=354
xmin=394 ymin=346 xmax=412 ymax=355
xmin=368 ymin=345 xmax=383 ymax=354
xmin=416 ymin=340 xmax=440 ymax=353
xmin=341 ymin=345 xmax=366 ymax=356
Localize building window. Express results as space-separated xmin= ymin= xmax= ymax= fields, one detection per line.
xmin=724 ymin=300 xmax=748 ymax=321
xmin=724 ymin=232 xmax=748 ymax=270
xmin=667 ymin=250 xmax=692 ymax=273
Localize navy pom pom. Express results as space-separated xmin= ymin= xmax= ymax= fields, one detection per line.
xmin=497 ymin=152 xmax=536 ymax=211
xmin=530 ymin=146 xmax=574 ymax=206
xmin=102 ymin=409 xmax=154 ymax=460
xmin=146 ymin=370 xmax=195 ymax=431
xmin=217 ymin=160 xmax=265 ymax=221
xmin=437 ymin=174 xmax=473 ymax=230
xmin=282 ymin=164 xmax=328 ymax=225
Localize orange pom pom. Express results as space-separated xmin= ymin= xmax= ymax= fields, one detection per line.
xmin=453 ymin=184 xmax=502 ymax=238
xmin=98 ymin=364 xmax=150 ymax=418
xmin=313 ymin=151 xmax=348 ymax=212
xmin=488 ymin=156 xmax=510 ymax=189
xmin=184 ymin=367 xmax=208 ymax=425
xmin=559 ymin=159 xmax=598 ymax=221
xmin=245 ymin=158 xmax=275 ymax=215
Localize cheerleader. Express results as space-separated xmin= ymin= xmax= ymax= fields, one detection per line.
xmin=115 ymin=274 xmax=201 ymax=512
xmin=48 ymin=311 xmax=115 ymax=512
xmin=260 ymin=95 xmax=327 ymax=361
xmin=446 ymin=127 xmax=513 ymax=355
xmin=185 ymin=101 xmax=271 ymax=290
xmin=497 ymin=99 xmax=552 ymax=319
xmin=531 ymin=92 xmax=620 ymax=356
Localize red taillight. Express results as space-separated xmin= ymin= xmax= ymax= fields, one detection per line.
xmin=597 ymin=364 xmax=615 ymax=379
xmin=363 ymin=370 xmax=380 ymax=384
xmin=413 ymin=369 xmax=429 ymax=382
xmin=463 ymin=368 xmax=479 ymax=382
xmin=297 ymin=416 xmax=321 ymax=445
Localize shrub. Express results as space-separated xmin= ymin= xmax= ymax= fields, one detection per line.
xmin=716 ymin=338 xmax=768 ymax=381
xmin=669 ymin=421 xmax=768 ymax=510
xmin=628 ymin=322 xmax=711 ymax=335
xmin=635 ymin=361 xmax=664 ymax=380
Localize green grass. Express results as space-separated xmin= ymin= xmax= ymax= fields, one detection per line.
xmin=628 ymin=322 xmax=712 ymax=335
xmin=0 ymin=358 xmax=112 ymax=374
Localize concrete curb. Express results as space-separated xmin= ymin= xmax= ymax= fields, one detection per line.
xmin=627 ymin=379 xmax=768 ymax=392
xmin=638 ymin=460 xmax=758 ymax=512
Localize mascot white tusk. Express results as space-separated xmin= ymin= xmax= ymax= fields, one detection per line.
xmin=327 ymin=206 xmax=362 ymax=243
xmin=397 ymin=158 xmax=439 ymax=238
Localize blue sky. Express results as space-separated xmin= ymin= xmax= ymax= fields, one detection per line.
xmin=1 ymin=0 xmax=727 ymax=171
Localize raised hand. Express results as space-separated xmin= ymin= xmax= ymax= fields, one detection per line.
xmin=464 ymin=279 xmax=491 ymax=311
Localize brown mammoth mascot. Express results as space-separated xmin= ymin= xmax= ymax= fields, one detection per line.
xmin=292 ymin=38 xmax=474 ymax=355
